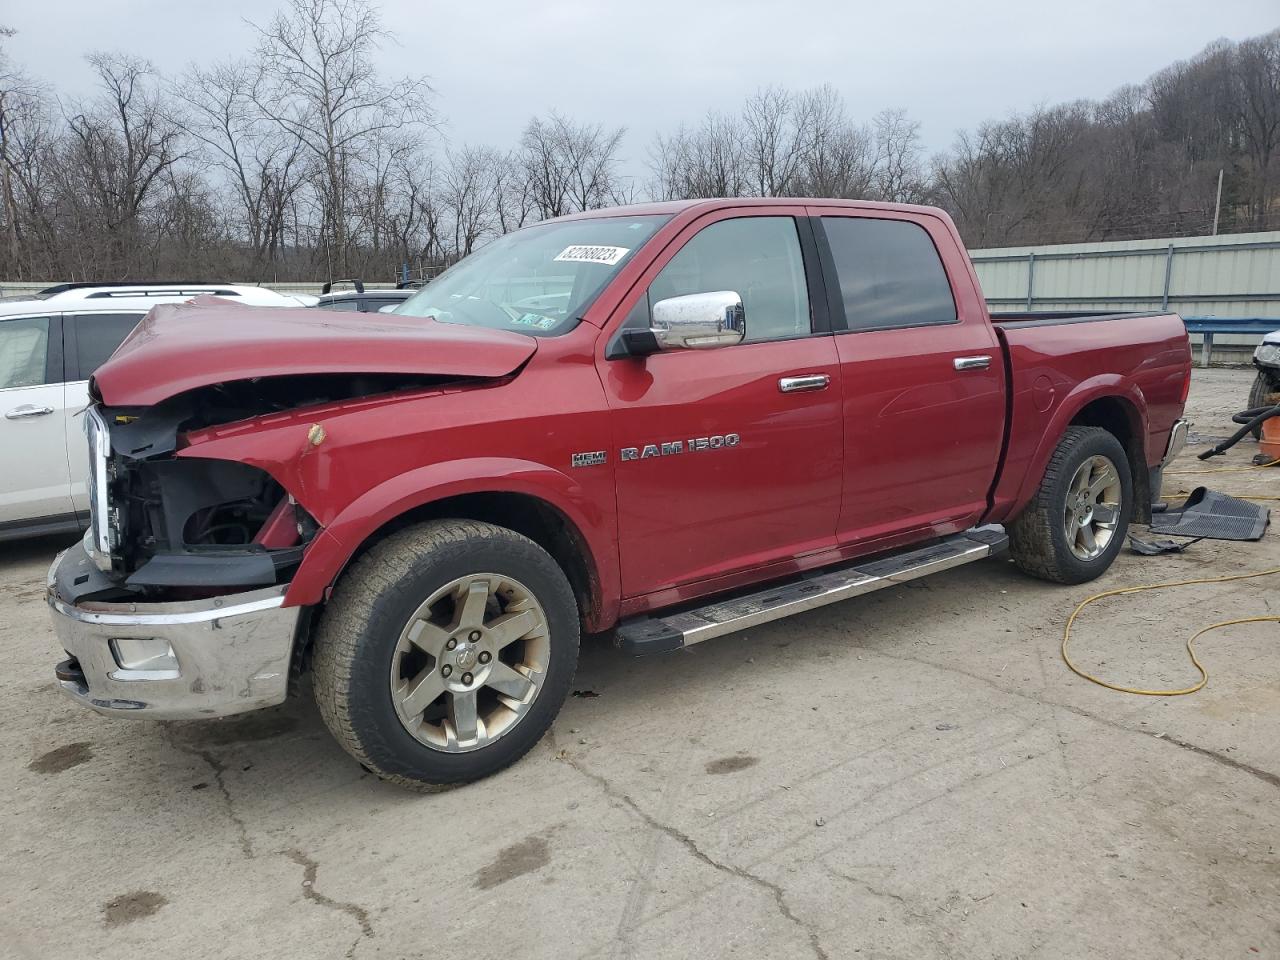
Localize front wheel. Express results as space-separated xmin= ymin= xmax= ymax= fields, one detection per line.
xmin=1009 ymin=426 xmax=1132 ymax=585
xmin=312 ymin=520 xmax=579 ymax=788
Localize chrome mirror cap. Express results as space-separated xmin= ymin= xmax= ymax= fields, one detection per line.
xmin=650 ymin=291 xmax=746 ymax=350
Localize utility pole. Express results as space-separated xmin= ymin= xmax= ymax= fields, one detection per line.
xmin=1212 ymin=168 xmax=1224 ymax=236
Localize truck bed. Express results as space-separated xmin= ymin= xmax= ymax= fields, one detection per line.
xmin=990 ymin=311 xmax=1168 ymax=327
xmin=986 ymin=310 xmax=1191 ymax=524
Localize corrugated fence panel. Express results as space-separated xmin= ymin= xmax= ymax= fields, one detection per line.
xmin=971 ymin=231 xmax=1280 ymax=357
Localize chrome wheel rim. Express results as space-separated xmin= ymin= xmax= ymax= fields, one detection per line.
xmin=390 ymin=573 xmax=550 ymax=753
xmin=1064 ymin=455 xmax=1122 ymax=561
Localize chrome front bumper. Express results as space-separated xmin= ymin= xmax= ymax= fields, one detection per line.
xmin=47 ymin=545 xmax=301 ymax=720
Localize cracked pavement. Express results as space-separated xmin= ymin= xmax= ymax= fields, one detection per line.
xmin=2 ymin=367 xmax=1279 ymax=959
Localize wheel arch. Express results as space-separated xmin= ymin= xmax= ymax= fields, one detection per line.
xmin=1067 ymin=395 xmax=1150 ymax=523
xmin=1005 ymin=378 xmax=1150 ymax=524
xmin=284 ymin=460 xmax=619 ymax=633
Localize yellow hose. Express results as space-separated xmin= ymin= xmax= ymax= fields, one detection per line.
xmin=1062 ymin=567 xmax=1280 ymax=696
xmin=1164 ymin=457 xmax=1280 ymax=476
xmin=1065 ymin=442 xmax=1280 ymax=696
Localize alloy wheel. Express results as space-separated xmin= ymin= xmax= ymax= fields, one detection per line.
xmin=390 ymin=573 xmax=550 ymax=752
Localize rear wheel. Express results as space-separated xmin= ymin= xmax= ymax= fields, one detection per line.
xmin=1247 ymin=371 xmax=1279 ymax=440
xmin=312 ymin=520 xmax=579 ymax=788
xmin=1009 ymin=427 xmax=1132 ymax=585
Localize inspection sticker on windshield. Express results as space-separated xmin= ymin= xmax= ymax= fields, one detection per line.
xmin=554 ymin=244 xmax=630 ymax=266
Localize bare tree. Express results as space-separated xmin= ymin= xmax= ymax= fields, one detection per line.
xmin=1233 ymin=30 xmax=1280 ymax=229
xmin=520 ymin=112 xmax=625 ymax=219
xmin=649 ymin=112 xmax=748 ymax=200
xmin=174 ymin=58 xmax=305 ymax=277
xmin=871 ymin=109 xmax=926 ymax=203
xmin=440 ymin=145 xmax=500 ymax=257
xmin=250 ymin=0 xmax=433 ymax=277
xmin=0 ymin=26 xmax=46 ymax=274
xmin=59 ymin=53 xmax=188 ymax=276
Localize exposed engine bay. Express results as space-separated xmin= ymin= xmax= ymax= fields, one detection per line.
xmin=83 ymin=372 xmax=453 ymax=601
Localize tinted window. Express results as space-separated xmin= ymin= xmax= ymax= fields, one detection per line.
xmin=362 ymin=299 xmax=403 ymax=312
xmin=72 ymin=313 xmax=144 ymax=378
xmin=821 ymin=217 xmax=957 ymax=331
xmin=649 ymin=217 xmax=810 ymax=343
xmin=0 ymin=316 xmax=51 ymax=389
xmin=316 ymin=299 xmax=359 ymax=311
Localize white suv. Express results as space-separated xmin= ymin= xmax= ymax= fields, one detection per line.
xmin=0 ymin=282 xmax=315 ymax=541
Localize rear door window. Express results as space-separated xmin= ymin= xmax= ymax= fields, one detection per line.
xmin=820 ymin=217 xmax=957 ymax=331
xmin=0 ymin=316 xmax=53 ymax=389
xmin=70 ymin=313 xmax=145 ymax=380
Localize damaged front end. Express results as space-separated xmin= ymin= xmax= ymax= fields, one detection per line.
xmin=49 ymin=370 xmax=446 ymax=719
xmin=82 ymin=401 xmax=317 ymax=599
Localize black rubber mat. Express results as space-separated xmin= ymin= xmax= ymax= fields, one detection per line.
xmin=1148 ymin=487 xmax=1270 ymax=541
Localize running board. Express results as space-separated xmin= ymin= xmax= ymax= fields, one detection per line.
xmin=615 ymin=527 xmax=1008 ymax=655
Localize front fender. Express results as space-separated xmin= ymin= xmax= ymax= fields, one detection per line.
xmin=998 ymin=375 xmax=1148 ymax=523
xmin=281 ymin=457 xmax=619 ymax=619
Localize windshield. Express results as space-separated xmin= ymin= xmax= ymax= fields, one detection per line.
xmin=395 ymin=215 xmax=669 ymax=335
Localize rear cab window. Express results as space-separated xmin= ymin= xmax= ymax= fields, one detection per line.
xmin=819 ymin=217 xmax=957 ymax=331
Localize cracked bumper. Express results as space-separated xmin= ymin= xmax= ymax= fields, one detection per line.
xmin=47 ymin=543 xmax=302 ymax=720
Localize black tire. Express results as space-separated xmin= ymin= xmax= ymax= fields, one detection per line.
xmin=312 ymin=519 xmax=579 ymax=788
xmin=1247 ymin=371 xmax=1278 ymax=440
xmin=1008 ymin=426 xmax=1133 ymax=585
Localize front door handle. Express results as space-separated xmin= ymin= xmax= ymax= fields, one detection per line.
xmin=5 ymin=404 xmax=54 ymax=420
xmin=779 ymin=374 xmax=831 ymax=393
xmin=953 ymin=355 xmax=992 ymax=371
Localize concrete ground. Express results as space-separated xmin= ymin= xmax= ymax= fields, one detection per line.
xmin=2 ymin=366 xmax=1278 ymax=960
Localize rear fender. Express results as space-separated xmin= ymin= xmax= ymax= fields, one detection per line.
xmin=998 ymin=376 xmax=1147 ymax=523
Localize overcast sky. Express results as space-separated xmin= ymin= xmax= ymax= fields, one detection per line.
xmin=7 ymin=0 xmax=1278 ymax=178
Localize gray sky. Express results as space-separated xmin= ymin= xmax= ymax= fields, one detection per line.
xmin=7 ymin=0 xmax=1279 ymax=178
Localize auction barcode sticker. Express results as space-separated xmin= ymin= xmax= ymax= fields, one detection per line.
xmin=553 ymin=245 xmax=630 ymax=266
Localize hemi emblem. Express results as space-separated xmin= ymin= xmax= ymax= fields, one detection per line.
xmin=571 ymin=451 xmax=608 ymax=468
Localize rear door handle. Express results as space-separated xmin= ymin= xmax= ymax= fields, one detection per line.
xmin=953 ymin=355 xmax=992 ymax=371
xmin=779 ymin=374 xmax=831 ymax=393
xmin=5 ymin=404 xmax=54 ymax=420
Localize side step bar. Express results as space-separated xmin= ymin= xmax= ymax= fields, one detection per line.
xmin=615 ymin=527 xmax=1008 ymax=655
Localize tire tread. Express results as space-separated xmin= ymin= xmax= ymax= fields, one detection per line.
xmin=311 ymin=519 xmax=577 ymax=789
xmin=1009 ymin=426 xmax=1130 ymax=585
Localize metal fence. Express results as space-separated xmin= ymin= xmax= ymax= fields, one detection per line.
xmin=970 ymin=230 xmax=1280 ymax=362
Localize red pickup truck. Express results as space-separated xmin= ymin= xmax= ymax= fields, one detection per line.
xmin=47 ymin=198 xmax=1191 ymax=787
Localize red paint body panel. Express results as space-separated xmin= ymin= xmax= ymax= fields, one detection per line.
xmin=101 ymin=199 xmax=1191 ymax=632
xmin=594 ymin=203 xmax=843 ymax=598
xmin=93 ymin=297 xmax=538 ymax=406
xmin=987 ymin=316 xmax=1192 ymax=523
xmin=812 ymin=206 xmax=1007 ymax=550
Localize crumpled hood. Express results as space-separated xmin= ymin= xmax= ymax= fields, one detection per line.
xmin=92 ymin=296 xmax=538 ymax=406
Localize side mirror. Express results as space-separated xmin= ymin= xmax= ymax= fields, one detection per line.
xmin=640 ymin=291 xmax=746 ymax=352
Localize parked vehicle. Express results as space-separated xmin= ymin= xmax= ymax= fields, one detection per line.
xmin=314 ymin=279 xmax=418 ymax=313
xmin=45 ymin=200 xmax=1191 ymax=787
xmin=1248 ymin=331 xmax=1280 ymax=438
xmin=0 ymin=282 xmax=312 ymax=540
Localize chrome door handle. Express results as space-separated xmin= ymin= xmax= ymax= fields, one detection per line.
xmin=779 ymin=374 xmax=830 ymax=393
xmin=953 ymin=355 xmax=992 ymax=371
xmin=5 ymin=404 xmax=54 ymax=420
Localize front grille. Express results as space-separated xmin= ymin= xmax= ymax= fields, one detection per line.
xmin=84 ymin=406 xmax=117 ymax=572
